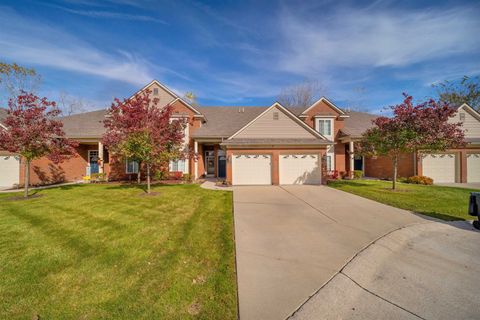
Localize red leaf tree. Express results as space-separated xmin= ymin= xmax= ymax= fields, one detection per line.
xmin=0 ymin=92 xmax=78 ymax=197
xmin=359 ymin=94 xmax=465 ymax=189
xmin=102 ymin=90 xmax=186 ymax=194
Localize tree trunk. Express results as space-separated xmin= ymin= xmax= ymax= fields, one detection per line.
xmin=392 ymin=155 xmax=398 ymax=190
xmin=146 ymin=164 xmax=151 ymax=194
xmin=24 ymin=159 xmax=30 ymax=198
xmin=137 ymin=162 xmax=141 ymax=184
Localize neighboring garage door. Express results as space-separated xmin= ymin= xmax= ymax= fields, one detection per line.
xmin=0 ymin=154 xmax=20 ymax=187
xmin=422 ymin=153 xmax=456 ymax=183
xmin=232 ymin=154 xmax=271 ymax=185
xmin=279 ymin=154 xmax=321 ymax=185
xmin=467 ymin=153 xmax=480 ymax=182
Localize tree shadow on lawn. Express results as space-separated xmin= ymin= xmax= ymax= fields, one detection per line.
xmin=329 ymin=180 xmax=372 ymax=187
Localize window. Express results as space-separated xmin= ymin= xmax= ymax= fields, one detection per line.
xmin=169 ymin=159 xmax=186 ymax=173
xmin=126 ymin=159 xmax=139 ymax=174
xmin=459 ymin=112 xmax=465 ymax=121
xmin=317 ymin=119 xmax=332 ymax=136
xmin=153 ymin=88 xmax=159 ymax=95
xmin=273 ymin=112 xmax=279 ymax=120
xmin=326 ymin=155 xmax=332 ymax=171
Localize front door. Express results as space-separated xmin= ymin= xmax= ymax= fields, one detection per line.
xmin=218 ymin=156 xmax=227 ymax=178
xmin=354 ymin=155 xmax=363 ymax=171
xmin=205 ymin=150 xmax=215 ymax=175
xmin=88 ymin=150 xmax=99 ymax=174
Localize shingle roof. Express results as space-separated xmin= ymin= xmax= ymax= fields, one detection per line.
xmin=55 ymin=106 xmax=380 ymax=140
xmin=341 ymin=111 xmax=378 ymax=137
xmin=0 ymin=108 xmax=8 ymax=124
xmin=192 ymin=106 xmax=267 ymax=138
xmin=60 ymin=109 xmax=108 ymax=138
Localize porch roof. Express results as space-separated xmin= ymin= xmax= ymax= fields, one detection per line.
xmin=220 ymin=138 xmax=332 ymax=147
xmin=60 ymin=109 xmax=108 ymax=139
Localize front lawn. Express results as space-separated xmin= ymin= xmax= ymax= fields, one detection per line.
xmin=328 ymin=180 xmax=475 ymax=221
xmin=0 ymin=184 xmax=236 ymax=319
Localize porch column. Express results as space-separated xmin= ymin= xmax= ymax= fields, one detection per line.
xmin=194 ymin=140 xmax=198 ymax=180
xmin=349 ymin=140 xmax=354 ymax=178
xmin=98 ymin=141 xmax=104 ymax=174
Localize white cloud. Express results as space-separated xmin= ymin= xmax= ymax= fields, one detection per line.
xmin=0 ymin=6 xmax=154 ymax=86
xmin=52 ymin=5 xmax=167 ymax=24
xmin=276 ymin=5 xmax=480 ymax=75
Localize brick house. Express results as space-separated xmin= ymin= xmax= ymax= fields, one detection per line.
xmin=1 ymin=80 xmax=479 ymax=187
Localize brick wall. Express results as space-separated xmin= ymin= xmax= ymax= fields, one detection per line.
xmin=19 ymin=145 xmax=89 ymax=186
xmin=365 ymin=153 xmax=415 ymax=179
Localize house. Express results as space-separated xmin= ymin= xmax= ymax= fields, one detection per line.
xmin=1 ymin=80 xmax=479 ymax=187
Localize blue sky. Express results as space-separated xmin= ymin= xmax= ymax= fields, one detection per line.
xmin=1 ymin=0 xmax=479 ymax=113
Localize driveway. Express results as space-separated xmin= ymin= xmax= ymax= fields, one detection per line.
xmin=233 ymin=185 xmax=479 ymax=320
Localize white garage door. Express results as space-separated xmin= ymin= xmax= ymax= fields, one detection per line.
xmin=0 ymin=154 xmax=20 ymax=187
xmin=422 ymin=153 xmax=456 ymax=183
xmin=279 ymin=154 xmax=321 ymax=185
xmin=467 ymin=153 xmax=480 ymax=183
xmin=232 ymin=154 xmax=271 ymax=185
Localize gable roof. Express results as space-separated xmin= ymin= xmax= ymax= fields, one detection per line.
xmin=228 ymin=102 xmax=327 ymax=140
xmin=340 ymin=111 xmax=378 ymax=138
xmin=457 ymin=103 xmax=480 ymax=121
xmin=300 ymin=97 xmax=346 ymax=116
xmin=191 ymin=106 xmax=266 ymax=138
xmin=129 ymin=79 xmax=203 ymax=116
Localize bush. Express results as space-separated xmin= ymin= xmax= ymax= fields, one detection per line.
xmin=182 ymin=173 xmax=192 ymax=182
xmin=326 ymin=170 xmax=339 ymax=180
xmin=90 ymin=173 xmax=107 ymax=182
xmin=169 ymin=171 xmax=183 ymax=180
xmin=404 ymin=175 xmax=433 ymax=185
xmin=353 ymin=170 xmax=363 ymax=179
xmin=154 ymin=169 xmax=168 ymax=181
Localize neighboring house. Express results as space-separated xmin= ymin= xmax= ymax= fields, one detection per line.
xmin=1 ymin=80 xmax=479 ymax=187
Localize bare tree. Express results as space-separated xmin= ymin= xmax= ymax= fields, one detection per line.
xmin=58 ymin=91 xmax=92 ymax=116
xmin=0 ymin=62 xmax=42 ymax=103
xmin=277 ymin=80 xmax=327 ymax=108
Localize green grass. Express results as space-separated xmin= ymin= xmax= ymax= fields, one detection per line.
xmin=328 ymin=180 xmax=476 ymax=221
xmin=0 ymin=184 xmax=236 ymax=319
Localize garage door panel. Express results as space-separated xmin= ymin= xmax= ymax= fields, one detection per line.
xmin=467 ymin=154 xmax=480 ymax=183
xmin=422 ymin=153 xmax=456 ymax=183
xmin=232 ymin=154 xmax=271 ymax=185
xmin=0 ymin=155 xmax=20 ymax=187
xmin=279 ymin=154 xmax=321 ymax=185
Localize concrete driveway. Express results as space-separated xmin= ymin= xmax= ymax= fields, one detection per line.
xmin=233 ymin=185 xmax=479 ymax=320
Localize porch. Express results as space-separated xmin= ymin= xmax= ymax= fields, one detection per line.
xmin=193 ymin=139 xmax=227 ymax=180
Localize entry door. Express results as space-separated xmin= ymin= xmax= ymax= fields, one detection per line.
xmin=279 ymin=154 xmax=321 ymax=185
xmin=88 ymin=150 xmax=99 ymax=174
xmin=205 ymin=150 xmax=215 ymax=175
xmin=232 ymin=154 xmax=271 ymax=185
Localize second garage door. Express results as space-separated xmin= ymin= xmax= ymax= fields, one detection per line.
xmin=232 ymin=154 xmax=271 ymax=185
xmin=422 ymin=153 xmax=456 ymax=183
xmin=467 ymin=153 xmax=480 ymax=183
xmin=279 ymin=154 xmax=321 ymax=185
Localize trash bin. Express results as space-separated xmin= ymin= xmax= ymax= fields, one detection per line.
xmin=469 ymin=192 xmax=480 ymax=230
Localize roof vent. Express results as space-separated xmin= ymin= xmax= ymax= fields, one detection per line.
xmin=273 ymin=112 xmax=279 ymax=120
xmin=460 ymin=112 xmax=465 ymax=121
xmin=238 ymin=107 xmax=245 ymax=113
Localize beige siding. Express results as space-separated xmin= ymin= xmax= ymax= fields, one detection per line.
xmin=146 ymin=82 xmax=176 ymax=107
xmin=449 ymin=109 xmax=480 ymax=138
xmin=235 ymin=107 xmax=316 ymax=139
